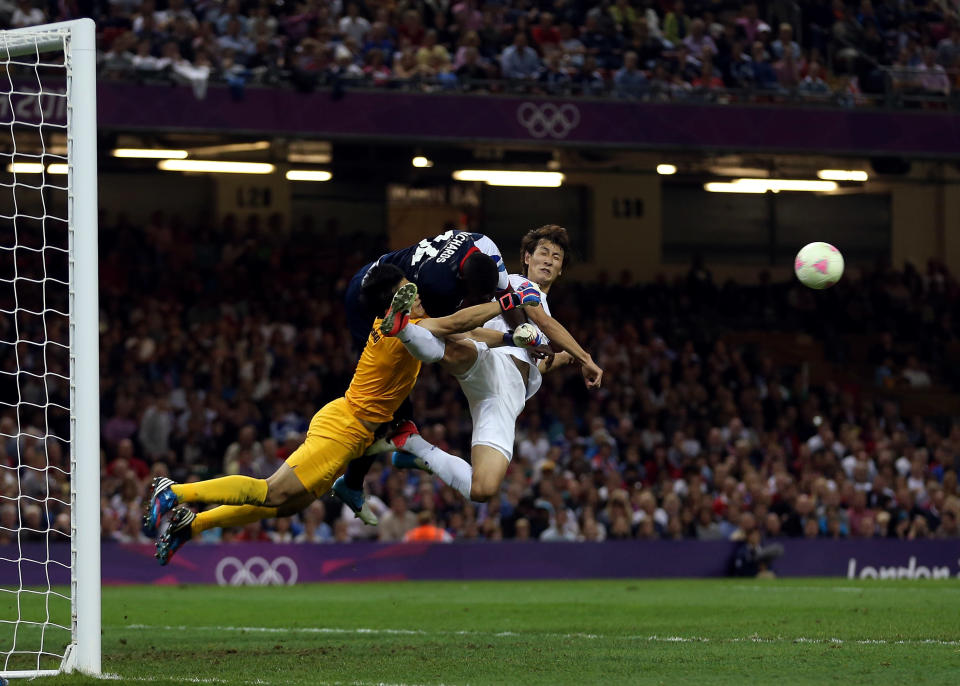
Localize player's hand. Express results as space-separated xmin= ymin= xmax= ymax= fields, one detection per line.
xmin=541 ymin=350 xmax=574 ymax=369
xmin=529 ymin=343 xmax=555 ymax=360
xmin=498 ymin=286 xmax=541 ymax=312
xmin=581 ymin=358 xmax=603 ymax=388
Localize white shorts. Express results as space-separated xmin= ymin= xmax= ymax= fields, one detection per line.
xmin=455 ymin=343 xmax=527 ymax=461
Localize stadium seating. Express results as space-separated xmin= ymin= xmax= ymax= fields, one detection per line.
xmin=20 ymin=213 xmax=954 ymax=546
xmin=3 ymin=0 xmax=959 ymax=106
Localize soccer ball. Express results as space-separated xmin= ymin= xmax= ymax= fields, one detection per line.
xmin=513 ymin=323 xmax=539 ymax=347
xmin=794 ymin=242 xmax=844 ymax=289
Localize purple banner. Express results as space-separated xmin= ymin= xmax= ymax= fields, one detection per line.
xmin=3 ymin=540 xmax=959 ymax=586
xmin=96 ymin=83 xmax=960 ymax=157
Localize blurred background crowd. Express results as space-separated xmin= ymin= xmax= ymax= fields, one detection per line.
xmin=2 ymin=0 xmax=960 ymax=104
xmin=4 ymin=212 xmax=959 ymax=550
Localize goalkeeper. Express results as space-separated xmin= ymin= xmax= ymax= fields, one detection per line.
xmin=142 ymin=264 xmax=542 ymax=564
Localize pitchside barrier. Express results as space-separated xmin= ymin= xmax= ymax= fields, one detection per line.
xmin=2 ymin=541 xmax=958 ymax=586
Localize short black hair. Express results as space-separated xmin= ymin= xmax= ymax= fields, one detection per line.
xmin=460 ymin=253 xmax=499 ymax=298
xmin=520 ymin=224 xmax=571 ymax=277
xmin=360 ymin=263 xmax=405 ymax=315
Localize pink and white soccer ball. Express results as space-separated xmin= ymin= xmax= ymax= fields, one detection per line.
xmin=794 ymin=242 xmax=844 ymax=289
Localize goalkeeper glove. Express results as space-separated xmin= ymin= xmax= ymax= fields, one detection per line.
xmin=498 ymin=285 xmax=541 ymax=312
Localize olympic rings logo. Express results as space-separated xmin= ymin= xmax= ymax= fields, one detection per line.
xmin=214 ymin=556 xmax=299 ymax=586
xmin=516 ymin=102 xmax=581 ymax=139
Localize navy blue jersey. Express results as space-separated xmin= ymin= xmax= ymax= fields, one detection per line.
xmin=376 ymin=230 xmax=509 ymax=317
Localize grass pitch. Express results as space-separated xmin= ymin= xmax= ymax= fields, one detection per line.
xmin=4 ymin=578 xmax=960 ymax=685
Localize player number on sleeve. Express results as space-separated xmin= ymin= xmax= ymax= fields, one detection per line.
xmin=410 ymin=230 xmax=454 ymax=266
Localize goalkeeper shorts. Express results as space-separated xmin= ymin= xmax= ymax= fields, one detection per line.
xmin=285 ymin=398 xmax=375 ymax=497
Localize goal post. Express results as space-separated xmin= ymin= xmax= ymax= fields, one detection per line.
xmin=0 ymin=18 xmax=99 ymax=677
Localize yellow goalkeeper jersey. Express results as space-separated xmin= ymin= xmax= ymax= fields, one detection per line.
xmin=343 ymin=317 xmax=423 ymax=424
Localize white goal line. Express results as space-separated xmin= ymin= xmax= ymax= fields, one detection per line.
xmin=122 ymin=624 xmax=960 ymax=647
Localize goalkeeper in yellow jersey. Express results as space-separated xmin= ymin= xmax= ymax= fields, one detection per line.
xmin=143 ymin=263 xmax=542 ymax=565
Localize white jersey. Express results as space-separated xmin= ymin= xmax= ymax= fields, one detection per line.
xmin=484 ymin=273 xmax=551 ymax=399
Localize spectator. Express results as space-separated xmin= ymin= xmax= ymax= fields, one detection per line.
xmin=364 ymin=49 xmax=392 ymax=86
xmin=735 ymin=2 xmax=763 ymax=45
xmin=403 ymin=510 xmax=454 ymax=542
xmin=217 ymin=17 xmax=254 ymax=58
xmin=572 ymin=54 xmax=606 ymax=95
xmin=539 ymin=50 xmax=572 ymax=94
xmin=532 ymin=12 xmax=561 ymax=50
xmin=455 ymin=46 xmax=488 ymax=86
xmin=692 ymin=58 xmax=724 ymax=91
xmin=725 ymin=39 xmax=753 ymax=88
xmin=608 ymin=0 xmax=637 ymax=34
xmin=364 ymin=22 xmax=396 ymax=65
xmin=629 ymin=18 xmax=663 ymax=69
xmin=296 ymin=501 xmax=333 ymax=543
xmin=223 ymin=426 xmax=265 ymax=476
xmin=749 ymin=40 xmax=778 ymax=89
xmin=500 ymin=32 xmax=540 ymax=80
xmin=339 ymin=2 xmax=371 ymax=45
xmin=770 ymin=23 xmax=800 ymax=60
xmin=559 ymin=21 xmax=586 ymax=68
xmin=917 ymin=47 xmax=950 ymax=96
xmin=798 ymin=60 xmax=831 ymax=95
xmin=683 ymin=18 xmax=716 ymax=57
xmin=10 ymin=0 xmax=43 ymax=28
xmin=417 ymin=29 xmax=450 ymax=67
xmin=379 ymin=494 xmax=417 ymax=541
xmin=663 ymin=0 xmax=691 ymax=44
xmin=774 ymin=44 xmax=802 ymax=88
xmin=394 ymin=46 xmax=421 ymax=80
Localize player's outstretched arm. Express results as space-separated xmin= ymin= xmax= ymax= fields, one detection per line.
xmin=524 ymin=306 xmax=603 ymax=388
xmin=419 ymin=287 xmax=541 ymax=338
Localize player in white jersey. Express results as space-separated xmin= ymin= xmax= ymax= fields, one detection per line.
xmin=380 ymin=224 xmax=602 ymax=502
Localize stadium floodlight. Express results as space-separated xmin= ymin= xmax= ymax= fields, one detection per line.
xmin=452 ymin=170 xmax=564 ymax=187
xmin=111 ymin=148 xmax=188 ymax=159
xmin=285 ymin=170 xmax=332 ymax=182
xmin=704 ymin=179 xmax=838 ymax=193
xmin=656 ymin=164 xmax=677 ymax=175
xmin=817 ymin=169 xmax=869 ymax=182
xmin=187 ymin=141 xmax=270 ymax=155
xmin=5 ymin=162 xmax=45 ymax=173
xmin=47 ymin=164 xmax=68 ymax=174
xmin=157 ymin=159 xmax=275 ymax=174
xmin=0 ymin=19 xmax=101 ymax=678
xmin=412 ymin=156 xmax=433 ymax=168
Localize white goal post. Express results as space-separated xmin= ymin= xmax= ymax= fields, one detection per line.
xmin=0 ymin=18 xmax=99 ymax=677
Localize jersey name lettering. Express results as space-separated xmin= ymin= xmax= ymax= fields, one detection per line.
xmin=435 ymin=231 xmax=471 ymax=263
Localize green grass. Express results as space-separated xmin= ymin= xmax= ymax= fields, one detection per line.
xmin=3 ymin=578 xmax=960 ymax=685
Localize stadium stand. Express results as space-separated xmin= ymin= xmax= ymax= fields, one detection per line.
xmin=2 ymin=0 xmax=960 ymax=106
xmin=4 ymin=212 xmax=958 ymax=546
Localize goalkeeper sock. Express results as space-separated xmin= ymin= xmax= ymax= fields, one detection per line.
xmin=191 ymin=505 xmax=278 ymax=536
xmin=172 ymin=476 xmax=268 ymax=507
xmin=344 ymin=453 xmax=376 ymax=490
xmin=397 ymin=323 xmax=446 ymax=363
xmin=404 ymin=435 xmax=473 ymax=500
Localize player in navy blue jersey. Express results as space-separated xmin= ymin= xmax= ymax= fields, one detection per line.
xmin=344 ymin=228 xmax=510 ymax=347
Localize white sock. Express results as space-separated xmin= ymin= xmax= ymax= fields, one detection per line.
xmin=404 ymin=434 xmax=472 ymax=500
xmin=397 ymin=323 xmax=446 ymax=363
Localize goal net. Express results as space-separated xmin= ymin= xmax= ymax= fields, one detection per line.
xmin=0 ymin=19 xmax=99 ymax=677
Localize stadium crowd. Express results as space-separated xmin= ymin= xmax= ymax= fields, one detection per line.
xmin=4 ymin=211 xmax=960 ymax=552
xmin=1 ymin=0 xmax=959 ymax=103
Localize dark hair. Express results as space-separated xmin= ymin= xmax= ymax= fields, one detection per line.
xmin=520 ymin=224 xmax=571 ymax=276
xmin=360 ymin=263 xmax=405 ymax=315
xmin=460 ymin=253 xmax=499 ymax=298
